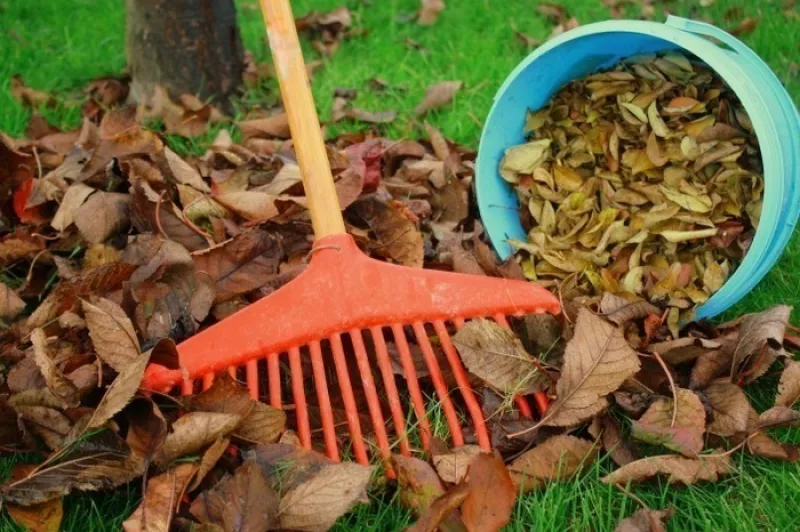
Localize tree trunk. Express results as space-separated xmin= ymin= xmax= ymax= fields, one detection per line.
xmin=125 ymin=0 xmax=244 ymax=108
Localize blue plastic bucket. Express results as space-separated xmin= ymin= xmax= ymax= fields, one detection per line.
xmin=476 ymin=16 xmax=800 ymax=320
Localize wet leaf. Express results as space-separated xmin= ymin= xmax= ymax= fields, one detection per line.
xmin=122 ymin=463 xmax=198 ymax=532
xmin=452 ymin=318 xmax=548 ymax=395
xmin=462 ymin=453 xmax=515 ymax=532
xmin=602 ymin=454 xmax=731 ymax=485
xmin=83 ymin=297 xmax=140 ymax=371
xmin=542 ymin=309 xmax=641 ymax=426
xmin=414 ymin=81 xmax=463 ymax=116
xmin=631 ymin=388 xmax=706 ymax=457
xmin=776 ymin=359 xmax=800 ymax=407
xmin=277 ymin=462 xmax=374 ymax=532
xmin=508 ymin=435 xmax=597 ymax=493
xmin=393 ymin=454 xmax=445 ymax=516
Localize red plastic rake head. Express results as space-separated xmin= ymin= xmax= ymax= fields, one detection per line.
xmin=141 ymin=0 xmax=561 ymax=471
xmin=142 ymin=233 xmax=559 ymax=465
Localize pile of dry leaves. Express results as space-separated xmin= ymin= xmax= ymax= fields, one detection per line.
xmin=1 ymin=6 xmax=798 ymax=532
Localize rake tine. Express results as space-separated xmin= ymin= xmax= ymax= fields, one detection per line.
xmin=288 ymin=347 xmax=312 ymax=449
xmin=433 ymin=320 xmax=491 ymax=449
xmin=202 ymin=373 xmax=214 ymax=391
xmin=390 ymin=324 xmax=433 ymax=449
xmin=350 ymin=329 xmax=393 ymax=470
xmin=330 ymin=333 xmax=370 ymax=465
xmin=246 ymin=360 xmax=259 ymax=400
xmin=412 ymin=322 xmax=465 ymax=447
xmin=267 ymin=353 xmax=281 ymax=408
xmin=181 ymin=378 xmax=193 ymax=395
xmin=370 ymin=327 xmax=411 ymax=456
xmin=309 ymin=340 xmax=339 ymax=461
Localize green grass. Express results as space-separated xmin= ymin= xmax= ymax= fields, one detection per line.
xmin=1 ymin=0 xmax=799 ymax=530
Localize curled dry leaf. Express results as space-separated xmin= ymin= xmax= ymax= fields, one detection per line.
xmin=615 ymin=508 xmax=673 ymax=532
xmin=647 ymin=337 xmax=722 ymax=366
xmin=508 ymin=435 xmax=598 ymax=493
xmin=122 ymin=463 xmax=199 ymax=532
xmin=156 ymin=412 xmax=242 ymax=467
xmin=163 ymin=147 xmax=210 ymax=193
xmin=432 ymin=444 xmax=485 ymax=484
xmin=759 ymin=406 xmax=800 ymax=429
xmin=703 ymin=383 xmax=754 ymax=436
xmin=776 ymin=359 xmax=800 ymax=407
xmin=393 ymin=454 xmax=445 ymax=516
xmin=542 ymin=309 xmax=641 ymax=427
xmin=51 ymin=183 xmax=95 ymax=231
xmin=30 ymin=329 xmax=80 ymax=408
xmin=83 ymin=297 xmax=140 ymax=371
xmin=461 ymin=453 xmax=516 ymax=532
xmin=452 ymin=318 xmax=548 ymax=395
xmin=0 ymin=282 xmax=26 ymax=320
xmin=6 ymin=497 xmax=63 ymax=532
xmin=601 ymin=454 xmax=731 ymax=486
xmin=631 ymin=388 xmax=706 ymax=457
xmin=414 ymin=81 xmax=463 ymax=116
xmin=600 ymin=293 xmax=660 ymax=326
xmin=731 ymin=305 xmax=790 ymax=378
xmin=277 ymin=462 xmax=374 ymax=532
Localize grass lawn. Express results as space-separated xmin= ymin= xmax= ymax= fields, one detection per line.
xmin=1 ymin=0 xmax=799 ymax=530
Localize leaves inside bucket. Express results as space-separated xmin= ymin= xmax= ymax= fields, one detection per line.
xmin=501 ymin=51 xmax=763 ymax=321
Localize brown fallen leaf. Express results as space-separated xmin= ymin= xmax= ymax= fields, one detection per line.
xmin=452 ymin=318 xmax=548 ymax=395
xmin=590 ymin=415 xmax=638 ymax=466
xmin=414 ymin=81 xmax=463 ymax=116
xmin=51 ymin=183 xmax=96 ymax=232
xmin=730 ymin=17 xmax=759 ymax=36
xmin=83 ymin=297 xmax=141 ymax=371
xmin=541 ymin=309 xmax=641 ymax=426
xmin=776 ymin=359 xmax=800 ymax=407
xmin=393 ymin=454 xmax=445 ymax=516
xmin=126 ymin=398 xmax=168 ymax=464
xmin=0 ymin=431 xmax=144 ymax=506
xmin=277 ymin=462 xmax=374 ymax=532
xmin=746 ymin=432 xmax=800 ymax=462
xmin=418 ymin=0 xmax=445 ymax=25
xmin=122 ymin=463 xmax=198 ymax=532
xmin=189 ymin=437 xmax=231 ymax=492
xmin=615 ymin=508 xmax=673 ymax=532
xmin=432 ymin=444 xmax=485 ymax=484
xmin=508 ymin=435 xmax=597 ymax=493
xmin=30 ymin=329 xmax=80 ymax=409
xmin=6 ymin=497 xmax=63 ymax=532
xmin=601 ymin=454 xmax=731 ymax=486
xmin=352 ymin=197 xmax=424 ymax=268
xmin=407 ymin=483 xmax=469 ymax=532
xmin=461 ymin=453 xmax=516 ymax=532
xmin=759 ymin=406 xmax=800 ymax=429
xmin=703 ymin=383 xmax=753 ymax=436
xmin=156 ymin=412 xmax=242 ymax=467
xmin=689 ymin=348 xmax=733 ymax=389
xmin=215 ymin=191 xmax=279 ymax=222
xmin=73 ymin=351 xmax=151 ymax=439
xmin=730 ymin=305 xmax=790 ymax=379
xmin=10 ymin=75 xmax=55 ymax=107
xmin=163 ymin=147 xmax=210 ymax=193
xmin=192 ymin=228 xmax=282 ymax=304
xmin=0 ymin=282 xmax=26 ymax=320
xmin=631 ymin=388 xmax=706 ymax=457
xmin=600 ymin=293 xmax=660 ymax=326
xmin=196 ymin=460 xmax=279 ymax=532
xmin=238 ymin=114 xmax=291 ymax=140
xmin=13 ymin=404 xmax=72 ymax=450
xmin=131 ymin=181 xmax=209 ymax=252
xmin=73 ymin=190 xmax=131 ymax=244
xmin=647 ymin=337 xmax=722 ymax=366
xmin=346 ymin=107 xmax=397 ymax=124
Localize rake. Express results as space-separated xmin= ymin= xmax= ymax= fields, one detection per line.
xmin=141 ymin=0 xmax=560 ymax=470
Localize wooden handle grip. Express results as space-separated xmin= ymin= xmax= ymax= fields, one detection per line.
xmin=259 ymin=0 xmax=345 ymax=237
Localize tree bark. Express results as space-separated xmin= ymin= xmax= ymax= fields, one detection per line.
xmin=125 ymin=0 xmax=244 ymax=108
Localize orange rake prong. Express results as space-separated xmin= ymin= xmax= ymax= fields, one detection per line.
xmin=139 ymin=0 xmax=560 ymax=473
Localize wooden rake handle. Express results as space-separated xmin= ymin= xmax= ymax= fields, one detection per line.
xmin=259 ymin=0 xmax=346 ymax=238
